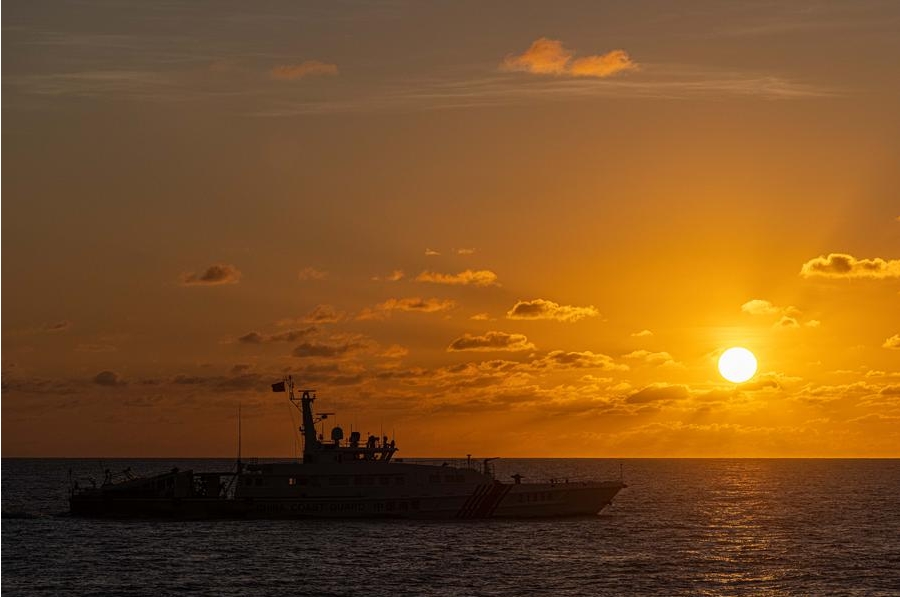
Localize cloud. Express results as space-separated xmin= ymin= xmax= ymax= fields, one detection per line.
xmin=631 ymin=329 xmax=653 ymax=338
xmin=535 ymin=350 xmax=627 ymax=371
xmin=302 ymin=304 xmax=345 ymax=324
xmin=502 ymin=38 xmax=571 ymax=75
xmin=357 ymin=297 xmax=456 ymax=320
xmin=292 ymin=341 xmax=364 ymax=358
xmin=741 ymin=299 xmax=780 ymax=316
xmin=93 ymin=370 xmax=125 ymax=386
xmin=181 ymin=264 xmax=241 ymax=286
xmin=417 ymin=269 xmax=498 ymax=286
xmin=43 ymin=320 xmax=72 ymax=333
xmin=502 ymin=38 xmax=637 ymax=79
xmin=623 ymin=350 xmax=681 ymax=368
xmin=380 ymin=344 xmax=409 ymax=359
xmin=237 ymin=332 xmax=265 ymax=344
xmin=270 ymin=61 xmax=338 ymax=80
xmin=447 ymin=331 xmax=535 ymax=352
xmin=298 ymin=267 xmax=327 ymax=281
xmin=883 ymin=334 xmax=900 ymax=350
xmin=569 ymin=51 xmax=639 ymax=78
xmin=425 ymin=248 xmax=441 ymax=256
xmin=506 ymin=299 xmax=599 ymax=323
xmin=456 ymin=248 xmax=476 ymax=255
xmin=741 ymin=298 xmax=810 ymax=330
xmin=470 ymin=313 xmax=492 ymax=321
xmin=76 ymin=343 xmax=117 ymax=353
xmin=269 ymin=328 xmax=318 ymax=342
xmin=237 ymin=327 xmax=317 ymax=344
xmin=626 ymin=383 xmax=690 ymax=404
xmin=800 ymin=253 xmax=900 ymax=279
xmin=371 ymin=270 xmax=405 ymax=282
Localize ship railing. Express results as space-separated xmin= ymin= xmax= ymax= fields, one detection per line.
xmin=409 ymin=458 xmax=499 ymax=477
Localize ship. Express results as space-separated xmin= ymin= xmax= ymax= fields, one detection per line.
xmin=69 ymin=378 xmax=626 ymax=519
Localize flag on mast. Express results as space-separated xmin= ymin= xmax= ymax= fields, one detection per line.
xmin=271 ymin=381 xmax=286 ymax=392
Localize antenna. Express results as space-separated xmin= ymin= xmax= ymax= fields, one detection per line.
xmin=237 ymin=403 xmax=242 ymax=467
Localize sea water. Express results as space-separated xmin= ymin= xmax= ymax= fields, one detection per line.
xmin=3 ymin=458 xmax=899 ymax=596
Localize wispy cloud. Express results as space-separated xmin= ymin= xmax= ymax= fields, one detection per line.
xmin=800 ymin=253 xmax=900 ymax=279
xmin=417 ymin=269 xmax=498 ymax=286
xmin=623 ymin=350 xmax=682 ymax=368
xmin=534 ymin=350 xmax=626 ymax=371
xmin=741 ymin=298 xmax=819 ymax=329
xmin=298 ymin=266 xmax=327 ymax=281
xmin=42 ymin=320 xmax=72 ymax=333
xmin=270 ymin=60 xmax=338 ymax=80
xmin=506 ymin=299 xmax=599 ymax=323
xmin=181 ymin=264 xmax=241 ymax=286
xmin=299 ymin=304 xmax=345 ymax=324
xmin=237 ymin=326 xmax=317 ymax=344
xmin=372 ymin=269 xmax=405 ymax=281
xmin=447 ymin=331 xmax=535 ymax=352
xmin=883 ymin=334 xmax=900 ymax=350
xmin=76 ymin=343 xmax=118 ymax=353
xmin=626 ymin=383 xmax=690 ymax=404
xmin=292 ymin=341 xmax=365 ymax=359
xmin=631 ymin=329 xmax=653 ymax=338
xmin=357 ymin=297 xmax=456 ymax=320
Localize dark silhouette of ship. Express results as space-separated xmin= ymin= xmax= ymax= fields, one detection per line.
xmin=69 ymin=378 xmax=626 ymax=519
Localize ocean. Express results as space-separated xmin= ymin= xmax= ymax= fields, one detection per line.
xmin=3 ymin=458 xmax=899 ymax=596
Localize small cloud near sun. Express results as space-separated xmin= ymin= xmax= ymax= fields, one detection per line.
xmin=181 ymin=264 xmax=241 ymax=286
xmin=417 ymin=269 xmax=498 ymax=286
xmin=270 ymin=60 xmax=338 ymax=80
xmin=631 ymin=329 xmax=653 ymax=338
xmin=741 ymin=298 xmax=814 ymax=330
xmin=501 ymin=38 xmax=638 ymax=78
xmin=298 ymin=267 xmax=327 ymax=281
xmin=800 ymin=253 xmax=900 ymax=279
xmin=883 ymin=334 xmax=900 ymax=350
xmin=506 ymin=299 xmax=599 ymax=323
xmin=624 ymin=350 xmax=682 ymax=368
xmin=447 ymin=331 xmax=535 ymax=352
xmin=741 ymin=299 xmax=781 ymax=315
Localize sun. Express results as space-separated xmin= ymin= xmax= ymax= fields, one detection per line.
xmin=718 ymin=347 xmax=758 ymax=383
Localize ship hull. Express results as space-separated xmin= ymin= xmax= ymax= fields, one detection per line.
xmin=69 ymin=481 xmax=625 ymax=520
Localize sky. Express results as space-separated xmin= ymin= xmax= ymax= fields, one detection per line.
xmin=3 ymin=0 xmax=899 ymax=457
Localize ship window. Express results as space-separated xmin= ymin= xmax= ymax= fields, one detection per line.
xmin=288 ymin=477 xmax=296 ymax=486
xmin=329 ymin=476 xmax=349 ymax=486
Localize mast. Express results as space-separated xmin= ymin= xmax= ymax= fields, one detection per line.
xmin=284 ymin=377 xmax=323 ymax=461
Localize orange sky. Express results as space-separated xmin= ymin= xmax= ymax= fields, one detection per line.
xmin=3 ymin=0 xmax=899 ymax=457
